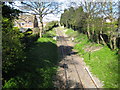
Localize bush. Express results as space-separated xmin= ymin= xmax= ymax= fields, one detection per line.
xmin=42 ymin=28 xmax=56 ymax=38
xmin=37 ymin=37 xmax=56 ymax=44
xmin=3 ymin=77 xmax=24 ymax=88
xmin=65 ymin=28 xmax=79 ymax=37
xmin=2 ymin=18 xmax=26 ymax=86
xmin=3 ymin=30 xmax=58 ymax=88
xmin=22 ymin=34 xmax=39 ymax=48
xmin=44 ymin=21 xmax=58 ymax=31
xmin=2 ymin=17 xmax=39 ymax=87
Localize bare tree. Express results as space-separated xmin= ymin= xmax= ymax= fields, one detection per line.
xmin=79 ymin=1 xmax=119 ymax=48
xmin=101 ymin=1 xmax=119 ymax=49
xmin=80 ymin=1 xmax=102 ymax=39
xmin=15 ymin=1 xmax=61 ymax=37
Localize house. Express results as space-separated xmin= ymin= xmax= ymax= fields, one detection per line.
xmin=106 ymin=19 xmax=111 ymax=23
xmin=14 ymin=14 xmax=48 ymax=34
xmin=14 ymin=14 xmax=35 ymax=28
xmin=14 ymin=14 xmax=40 ymax=34
xmin=14 ymin=14 xmax=48 ymax=28
xmin=104 ymin=17 xmax=116 ymax=23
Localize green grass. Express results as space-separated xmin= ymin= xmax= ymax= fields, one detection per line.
xmin=43 ymin=28 xmax=56 ymax=38
xmin=37 ymin=37 xmax=56 ymax=44
xmin=3 ymin=29 xmax=58 ymax=88
xmin=65 ymin=28 xmax=119 ymax=88
xmin=65 ymin=28 xmax=78 ymax=37
xmin=75 ymin=37 xmax=118 ymax=88
xmin=83 ymin=46 xmax=118 ymax=88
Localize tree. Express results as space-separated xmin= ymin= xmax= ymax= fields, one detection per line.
xmin=17 ymin=1 xmax=61 ymax=37
xmin=80 ymin=1 xmax=103 ymax=39
xmin=2 ymin=2 xmax=24 ymax=81
xmin=60 ymin=6 xmax=86 ymax=31
xmin=60 ymin=9 xmax=70 ymax=27
xmin=2 ymin=3 xmax=22 ymax=20
xmin=80 ymin=1 xmax=118 ymax=48
xmin=73 ymin=6 xmax=86 ymax=32
xmin=100 ymin=2 xmax=119 ymax=49
xmin=60 ymin=1 xmax=119 ymax=50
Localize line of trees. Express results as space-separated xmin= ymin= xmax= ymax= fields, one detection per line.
xmin=2 ymin=2 xmax=39 ymax=86
xmin=60 ymin=1 xmax=120 ymax=50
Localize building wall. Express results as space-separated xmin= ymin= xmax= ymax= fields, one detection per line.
xmin=14 ymin=14 xmax=35 ymax=28
xmin=14 ymin=14 xmax=48 ymax=29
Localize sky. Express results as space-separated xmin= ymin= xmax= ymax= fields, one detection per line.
xmin=13 ymin=0 xmax=81 ymax=22
xmin=13 ymin=1 xmax=67 ymax=22
xmin=12 ymin=0 xmax=119 ymax=22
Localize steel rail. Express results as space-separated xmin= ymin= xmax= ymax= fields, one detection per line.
xmin=57 ymin=29 xmax=69 ymax=88
xmin=60 ymin=29 xmax=99 ymax=89
xmin=62 ymin=31 xmax=99 ymax=89
xmin=60 ymin=30 xmax=85 ymax=89
xmin=57 ymin=28 xmax=99 ymax=89
xmin=57 ymin=29 xmax=84 ymax=89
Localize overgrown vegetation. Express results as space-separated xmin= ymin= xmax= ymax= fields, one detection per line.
xmin=3 ymin=30 xmax=58 ymax=88
xmin=60 ymin=2 xmax=120 ymax=50
xmin=2 ymin=3 xmax=25 ymax=86
xmin=65 ymin=28 xmax=118 ymax=88
xmin=2 ymin=3 xmax=58 ymax=88
xmin=44 ymin=21 xmax=59 ymax=32
xmin=61 ymin=3 xmax=119 ymax=88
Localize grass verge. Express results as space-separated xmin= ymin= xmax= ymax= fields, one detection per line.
xmin=65 ymin=28 xmax=118 ymax=88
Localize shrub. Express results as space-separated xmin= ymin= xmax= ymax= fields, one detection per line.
xmin=44 ymin=21 xmax=58 ymax=31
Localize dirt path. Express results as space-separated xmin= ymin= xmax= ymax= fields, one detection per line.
xmin=53 ymin=27 xmax=103 ymax=89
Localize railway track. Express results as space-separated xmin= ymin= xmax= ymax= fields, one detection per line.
xmin=57 ymin=29 xmax=84 ymax=89
xmin=56 ymin=28 xmax=99 ymax=89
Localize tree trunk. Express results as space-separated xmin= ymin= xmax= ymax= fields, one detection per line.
xmin=109 ymin=37 xmax=113 ymax=49
xmin=39 ymin=16 xmax=44 ymax=38
xmin=39 ymin=21 xmax=44 ymax=38
xmin=92 ymin=24 xmax=95 ymax=40
xmin=87 ymin=14 xmax=91 ymax=39
xmin=39 ymin=28 xmax=42 ymax=38
xmin=97 ymin=34 xmax=100 ymax=44
xmin=113 ymin=37 xmax=116 ymax=50
xmin=100 ymin=18 xmax=106 ymax=45
xmin=109 ymin=33 xmax=114 ymax=50
xmin=100 ymin=35 xmax=106 ymax=45
xmin=100 ymin=32 xmax=106 ymax=45
xmin=66 ymin=20 xmax=68 ymax=28
xmin=87 ymin=23 xmax=90 ymax=39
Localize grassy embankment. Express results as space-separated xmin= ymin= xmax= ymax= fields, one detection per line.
xmin=65 ymin=28 xmax=118 ymax=88
xmin=3 ymin=28 xmax=58 ymax=88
